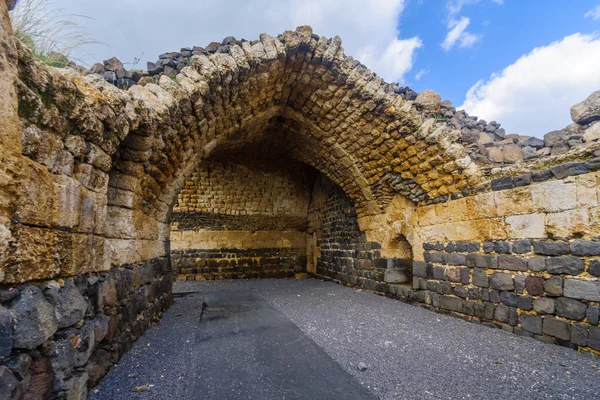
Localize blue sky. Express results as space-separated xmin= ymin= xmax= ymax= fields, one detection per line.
xmin=402 ymin=1 xmax=600 ymax=110
xmin=19 ymin=0 xmax=600 ymax=137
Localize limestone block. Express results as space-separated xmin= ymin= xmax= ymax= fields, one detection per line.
xmin=105 ymin=207 xmax=159 ymax=240
xmin=471 ymin=218 xmax=508 ymax=240
xmin=104 ymin=207 xmax=135 ymax=239
xmin=571 ymin=90 xmax=600 ymax=124
xmin=434 ymin=198 xmax=467 ymax=224
xmin=105 ymin=238 xmax=167 ymax=268
xmin=56 ymin=233 xmax=105 ymax=276
xmin=574 ymin=173 xmax=598 ymax=208
xmin=52 ymin=175 xmax=82 ymax=229
xmin=416 ymin=204 xmax=437 ymax=226
xmin=488 ymin=147 xmax=503 ymax=163
xmin=414 ymin=90 xmax=441 ymax=113
xmin=494 ymin=187 xmax=534 ymax=216
xmin=64 ymin=135 xmax=87 ymax=158
xmin=16 ymin=160 xmax=56 ymax=228
xmin=466 ymin=192 xmax=497 ymax=220
xmin=77 ymin=187 xmax=107 ymax=235
xmin=86 ymin=144 xmax=112 ymax=172
xmin=107 ymin=186 xmax=136 ymax=209
xmin=531 ymin=180 xmax=578 ymax=213
xmin=545 ymin=209 xmax=590 ymax=239
xmin=583 ymin=122 xmax=600 ymax=142
xmin=506 ymin=214 xmax=545 ymax=239
xmin=502 ymin=144 xmax=523 ymax=163
xmin=4 ymin=226 xmax=58 ymax=283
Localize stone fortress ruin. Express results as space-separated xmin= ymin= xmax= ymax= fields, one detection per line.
xmin=1 ymin=0 xmax=600 ymax=397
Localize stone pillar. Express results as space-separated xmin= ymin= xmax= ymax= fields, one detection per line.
xmin=0 ymin=0 xmax=21 ymax=279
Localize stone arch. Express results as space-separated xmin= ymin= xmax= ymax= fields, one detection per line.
xmin=101 ymin=26 xmax=477 ymax=271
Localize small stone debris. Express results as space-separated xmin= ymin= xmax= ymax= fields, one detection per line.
xmin=357 ymin=362 xmax=368 ymax=371
xmin=132 ymin=385 xmax=152 ymax=392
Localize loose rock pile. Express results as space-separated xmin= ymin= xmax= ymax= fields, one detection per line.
xmin=414 ymin=91 xmax=600 ymax=167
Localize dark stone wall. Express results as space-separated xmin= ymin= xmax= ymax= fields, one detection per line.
xmin=171 ymin=212 xmax=307 ymax=231
xmin=172 ymin=248 xmax=306 ymax=281
xmin=0 ymin=257 xmax=173 ymax=399
xmin=308 ymin=175 xmax=412 ymax=290
xmin=414 ymin=239 xmax=600 ymax=352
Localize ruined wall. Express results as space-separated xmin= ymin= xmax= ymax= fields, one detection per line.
xmin=311 ymin=156 xmax=600 ymax=353
xmin=0 ymin=3 xmax=172 ymax=397
xmin=0 ymin=258 xmax=172 ymax=399
xmin=405 ymin=160 xmax=600 ymax=352
xmin=170 ymin=158 xmax=313 ymax=280
xmin=307 ymin=175 xmax=413 ymax=289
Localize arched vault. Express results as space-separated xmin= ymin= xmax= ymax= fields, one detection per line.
xmin=12 ymin=25 xmax=479 ymax=275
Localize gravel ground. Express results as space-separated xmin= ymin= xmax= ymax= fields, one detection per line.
xmin=92 ymin=278 xmax=600 ymax=399
xmin=89 ymin=292 xmax=205 ymax=400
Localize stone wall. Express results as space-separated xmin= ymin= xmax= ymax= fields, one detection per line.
xmin=304 ymin=161 xmax=600 ymax=353
xmin=413 ymin=238 xmax=600 ymax=349
xmin=349 ymin=166 xmax=600 ymax=353
xmin=0 ymin=257 xmax=172 ymax=399
xmin=308 ymin=175 xmax=413 ymax=288
xmin=170 ymin=158 xmax=313 ymax=280
xmin=171 ymin=158 xmax=314 ymax=231
xmin=172 ymin=248 xmax=305 ymax=280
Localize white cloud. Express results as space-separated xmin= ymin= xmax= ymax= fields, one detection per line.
xmin=446 ymin=0 xmax=478 ymax=19
xmin=585 ymin=5 xmax=600 ymax=20
xmin=442 ymin=17 xmax=481 ymax=51
xmin=460 ymin=33 xmax=600 ymax=138
xmin=49 ymin=0 xmax=421 ymax=83
xmin=415 ymin=68 xmax=428 ymax=81
xmin=458 ymin=31 xmax=481 ymax=48
xmin=361 ymin=37 xmax=423 ymax=82
xmin=442 ymin=0 xmax=501 ymax=51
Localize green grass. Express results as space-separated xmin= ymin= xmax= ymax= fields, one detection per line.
xmin=9 ymin=0 xmax=98 ymax=68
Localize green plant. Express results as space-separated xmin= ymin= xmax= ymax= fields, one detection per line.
xmin=9 ymin=0 xmax=98 ymax=67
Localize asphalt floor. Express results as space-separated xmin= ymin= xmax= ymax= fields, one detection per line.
xmin=90 ymin=278 xmax=600 ymax=400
